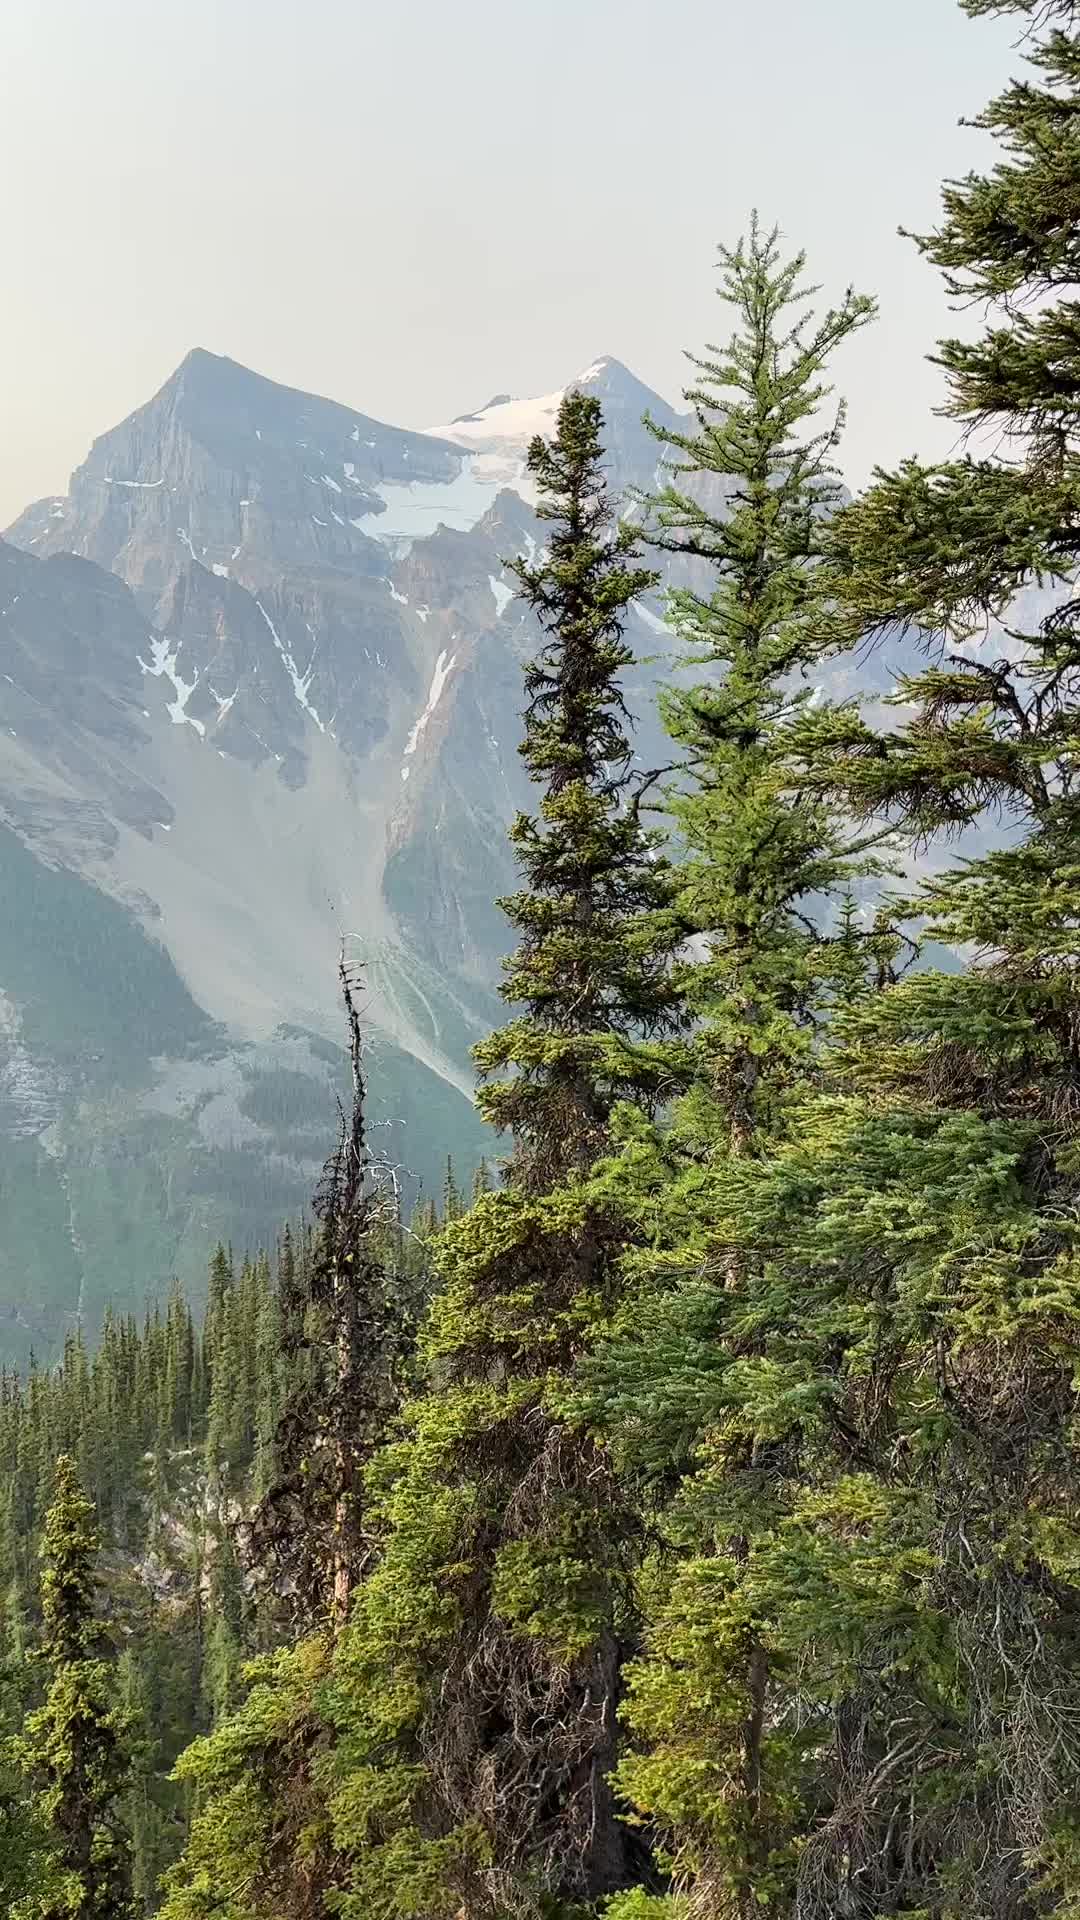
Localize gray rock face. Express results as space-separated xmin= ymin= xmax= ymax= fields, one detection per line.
xmin=0 ymin=539 xmax=170 ymax=854
xmin=9 ymin=349 xmax=473 ymax=772
xmin=0 ymin=350 xmax=705 ymax=1358
xmin=1 ymin=346 xmax=951 ymax=1363
xmin=4 ymin=350 xmax=693 ymax=1045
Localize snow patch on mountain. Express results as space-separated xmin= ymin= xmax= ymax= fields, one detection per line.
xmin=489 ymin=575 xmax=515 ymax=617
xmin=138 ymin=635 xmax=206 ymax=736
xmin=362 ymin=459 xmax=503 ymax=546
xmin=433 ymin=387 xmax=563 ymax=448
xmin=404 ymin=648 xmax=456 ymax=759
xmin=424 ymin=359 xmax=617 ymax=499
xmin=634 ymin=600 xmax=672 ymax=637
xmin=256 ymin=601 xmax=325 ymax=733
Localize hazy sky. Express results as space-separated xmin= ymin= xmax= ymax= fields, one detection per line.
xmin=2 ymin=0 xmax=1020 ymax=526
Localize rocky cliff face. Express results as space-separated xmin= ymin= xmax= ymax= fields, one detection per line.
xmin=0 ymin=349 xmax=698 ymax=1360
xmin=5 ymin=350 xmax=695 ymax=1048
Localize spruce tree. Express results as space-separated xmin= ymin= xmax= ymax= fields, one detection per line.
xmin=729 ymin=4 xmax=1080 ymax=1909
xmin=473 ymin=389 xmax=681 ymax=1165
xmin=298 ymin=390 xmax=686 ymax=1920
xmin=576 ymin=225 xmax=878 ymax=1919
xmin=601 ymin=16 xmax=1080 ymax=1917
xmin=642 ymin=216 xmax=877 ymax=1157
xmin=441 ymin=1157 xmax=463 ymax=1225
xmin=15 ymin=1455 xmax=132 ymax=1920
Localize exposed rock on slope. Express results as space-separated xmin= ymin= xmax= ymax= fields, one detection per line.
xmin=1 ymin=351 xmax=692 ymax=1359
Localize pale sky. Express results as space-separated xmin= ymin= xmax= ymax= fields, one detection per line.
xmin=1 ymin=0 xmax=1019 ymax=526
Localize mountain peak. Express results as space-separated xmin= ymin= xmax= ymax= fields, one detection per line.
xmin=574 ymin=355 xmax=618 ymax=384
xmin=158 ymin=346 xmax=253 ymax=400
xmin=175 ymin=345 xmax=224 ymax=373
xmin=154 ymin=346 xmax=306 ymax=419
xmin=452 ymin=393 xmax=512 ymax=423
xmin=73 ymin=350 xmax=461 ymax=493
xmin=572 ymin=354 xmax=670 ymax=408
xmin=428 ymin=356 xmax=675 ymax=467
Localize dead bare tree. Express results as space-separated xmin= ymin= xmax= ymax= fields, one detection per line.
xmin=246 ymin=951 xmax=411 ymax=1631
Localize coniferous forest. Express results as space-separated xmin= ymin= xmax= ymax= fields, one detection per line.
xmin=9 ymin=2 xmax=1080 ymax=1912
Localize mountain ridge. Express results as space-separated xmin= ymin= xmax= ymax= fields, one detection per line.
xmin=0 ymin=346 xmax=687 ymax=1362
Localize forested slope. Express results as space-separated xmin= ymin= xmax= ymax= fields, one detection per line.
xmin=7 ymin=4 xmax=1080 ymax=1914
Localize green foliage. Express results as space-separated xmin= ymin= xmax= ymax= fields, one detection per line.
xmin=751 ymin=6 xmax=1080 ymax=1903
xmin=320 ymin=394 xmax=686 ymax=1911
xmin=164 ymin=393 xmax=691 ymax=1920
xmin=588 ymin=11 xmax=1080 ymax=1919
xmin=20 ymin=16 xmax=1080 ymax=1920
xmin=603 ymin=1898 xmax=685 ymax=1920
xmin=159 ymin=1638 xmax=332 ymax=1920
xmin=645 ymin=215 xmax=878 ymax=1152
xmin=0 ymin=1227 xmax=361 ymax=1912
xmin=13 ymin=1455 xmax=133 ymax=1919
xmin=475 ymin=387 xmax=685 ymax=1177
xmin=573 ymin=223 xmax=879 ymax=1916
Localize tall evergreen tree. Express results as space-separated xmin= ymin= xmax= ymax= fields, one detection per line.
xmin=643 ymin=216 xmax=877 ymax=1158
xmin=473 ymin=390 xmax=681 ymax=1167
xmin=14 ymin=1456 xmax=132 ymax=1920
xmin=577 ymin=225 xmax=878 ymax=1919
xmin=441 ymin=1157 xmax=463 ymax=1225
xmin=597 ymin=16 xmax=1080 ymax=1918
xmin=714 ymin=5 xmax=1080 ymax=1910
xmin=280 ymin=390 xmax=687 ymax=1920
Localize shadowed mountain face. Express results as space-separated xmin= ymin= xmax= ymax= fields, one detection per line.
xmin=0 ymin=349 xmax=699 ymax=1361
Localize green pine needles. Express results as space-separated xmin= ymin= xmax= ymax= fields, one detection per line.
xmin=602 ymin=11 xmax=1080 ymax=1918
xmin=14 ymin=1456 xmax=133 ymax=1920
xmin=581 ymin=222 xmax=882 ymax=1920
xmin=475 ymin=387 xmax=684 ymax=1178
xmin=315 ymin=391 xmax=688 ymax=1920
xmin=18 ymin=8 xmax=1080 ymax=1918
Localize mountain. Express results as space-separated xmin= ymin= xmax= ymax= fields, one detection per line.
xmin=0 ymin=349 xmax=689 ymax=1362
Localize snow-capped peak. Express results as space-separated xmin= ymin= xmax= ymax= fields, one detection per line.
xmin=574 ymin=356 xmax=614 ymax=385
xmin=422 ymin=359 xmax=628 ymax=500
xmin=425 ymin=386 xmax=565 ymax=455
xmin=421 ymin=390 xmax=559 ymax=503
